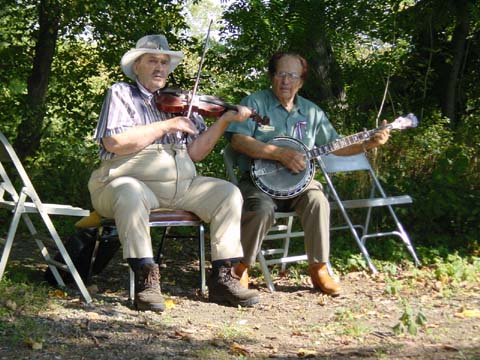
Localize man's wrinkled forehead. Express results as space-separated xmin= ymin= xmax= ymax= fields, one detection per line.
xmin=136 ymin=53 xmax=171 ymax=63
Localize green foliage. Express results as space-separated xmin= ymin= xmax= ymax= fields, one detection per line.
xmin=0 ymin=0 xmax=478 ymax=260
xmin=392 ymin=301 xmax=427 ymax=336
xmin=384 ymin=113 xmax=480 ymax=249
xmin=433 ymin=253 xmax=480 ymax=284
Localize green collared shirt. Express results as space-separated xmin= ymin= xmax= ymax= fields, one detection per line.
xmin=226 ymin=89 xmax=339 ymax=172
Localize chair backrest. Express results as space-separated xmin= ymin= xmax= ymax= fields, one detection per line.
xmin=319 ymin=152 xmax=371 ymax=173
xmin=318 ymin=152 xmax=388 ymax=200
xmin=223 ymin=143 xmax=240 ymax=185
xmin=0 ymin=132 xmax=39 ymax=203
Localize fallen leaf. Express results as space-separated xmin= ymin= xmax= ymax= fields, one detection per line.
xmin=173 ymin=330 xmax=187 ymax=338
xmin=164 ymin=298 xmax=176 ymax=310
xmin=49 ymin=289 xmax=68 ymax=299
xmin=455 ymin=309 xmax=480 ymax=318
xmin=441 ymin=344 xmax=460 ymax=351
xmin=291 ymin=331 xmax=307 ymax=337
xmin=229 ymin=342 xmax=250 ymax=356
xmin=297 ymin=348 xmax=317 ymax=358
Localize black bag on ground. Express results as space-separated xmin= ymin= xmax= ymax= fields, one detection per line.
xmin=44 ymin=226 xmax=120 ymax=286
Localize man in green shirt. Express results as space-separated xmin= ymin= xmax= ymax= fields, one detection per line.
xmin=226 ymin=52 xmax=390 ymax=296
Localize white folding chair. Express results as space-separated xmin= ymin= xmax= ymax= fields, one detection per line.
xmin=0 ymin=132 xmax=92 ymax=303
xmin=95 ymin=209 xmax=206 ymax=301
xmin=318 ymin=152 xmax=421 ymax=273
xmin=223 ymin=144 xmax=306 ymax=292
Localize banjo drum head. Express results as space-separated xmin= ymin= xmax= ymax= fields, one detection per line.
xmin=251 ymin=137 xmax=315 ymax=199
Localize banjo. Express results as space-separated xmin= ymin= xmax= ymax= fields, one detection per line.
xmin=250 ymin=113 xmax=418 ymax=199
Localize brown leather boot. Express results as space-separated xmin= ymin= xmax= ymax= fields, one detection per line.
xmin=233 ymin=262 xmax=249 ymax=288
xmin=208 ymin=265 xmax=260 ymax=307
xmin=308 ymin=263 xmax=341 ymax=296
xmin=134 ymin=263 xmax=165 ymax=312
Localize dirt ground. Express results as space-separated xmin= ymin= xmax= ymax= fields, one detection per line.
xmin=1 ymin=233 xmax=480 ymax=360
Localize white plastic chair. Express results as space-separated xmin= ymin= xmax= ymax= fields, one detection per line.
xmin=223 ymin=144 xmax=306 ymax=292
xmin=0 ymin=132 xmax=92 ymax=302
xmin=318 ymin=152 xmax=421 ymax=273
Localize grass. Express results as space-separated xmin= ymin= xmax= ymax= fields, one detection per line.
xmin=0 ymin=277 xmax=52 ymax=349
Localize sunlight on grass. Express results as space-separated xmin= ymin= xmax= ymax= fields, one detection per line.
xmin=342 ymin=323 xmax=371 ymax=337
xmin=216 ymin=323 xmax=252 ymax=340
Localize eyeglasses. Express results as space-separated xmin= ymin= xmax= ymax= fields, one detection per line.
xmin=274 ymin=71 xmax=301 ymax=81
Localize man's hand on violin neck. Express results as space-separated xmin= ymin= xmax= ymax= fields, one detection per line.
xmin=219 ymin=105 xmax=253 ymax=123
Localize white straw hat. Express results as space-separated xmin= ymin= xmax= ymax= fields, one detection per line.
xmin=120 ymin=35 xmax=184 ymax=80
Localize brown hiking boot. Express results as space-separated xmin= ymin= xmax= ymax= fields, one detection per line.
xmin=134 ymin=263 xmax=165 ymax=312
xmin=308 ymin=263 xmax=341 ymax=297
xmin=233 ymin=262 xmax=249 ymax=288
xmin=208 ymin=265 xmax=260 ymax=307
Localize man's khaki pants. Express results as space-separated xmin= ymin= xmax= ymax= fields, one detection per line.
xmin=88 ymin=144 xmax=243 ymax=261
xmin=238 ymin=175 xmax=330 ymax=265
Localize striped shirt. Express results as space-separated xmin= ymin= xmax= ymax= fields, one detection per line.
xmin=94 ymin=81 xmax=206 ymax=159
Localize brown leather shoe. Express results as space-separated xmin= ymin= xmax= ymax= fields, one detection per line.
xmin=308 ymin=263 xmax=341 ymax=296
xmin=233 ymin=262 xmax=249 ymax=288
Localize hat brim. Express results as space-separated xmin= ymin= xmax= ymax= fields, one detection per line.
xmin=120 ymin=48 xmax=184 ymax=80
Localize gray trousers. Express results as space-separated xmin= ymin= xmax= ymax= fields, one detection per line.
xmin=238 ymin=174 xmax=330 ymax=265
xmin=88 ymin=144 xmax=244 ymax=261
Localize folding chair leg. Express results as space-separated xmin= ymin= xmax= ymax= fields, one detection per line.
xmin=25 ymin=214 xmax=66 ymax=287
xmin=353 ymin=236 xmax=377 ymax=274
xmin=398 ymin=232 xmax=421 ymax=266
xmin=391 ymin=213 xmax=421 ymax=266
xmin=198 ymin=224 xmax=206 ymax=295
xmin=37 ymin=206 xmax=93 ymax=303
xmin=129 ymin=268 xmax=135 ymax=302
xmin=330 ymin=195 xmax=378 ymax=273
xmin=280 ymin=216 xmax=294 ymax=272
xmin=257 ymin=251 xmax=275 ymax=292
xmin=155 ymin=227 xmax=169 ymax=264
xmin=0 ymin=195 xmax=65 ymax=288
xmin=0 ymin=209 xmax=21 ymax=281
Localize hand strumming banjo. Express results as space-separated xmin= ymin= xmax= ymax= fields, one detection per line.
xmin=250 ymin=113 xmax=418 ymax=199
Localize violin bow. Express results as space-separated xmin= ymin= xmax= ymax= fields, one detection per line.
xmin=186 ymin=19 xmax=213 ymax=119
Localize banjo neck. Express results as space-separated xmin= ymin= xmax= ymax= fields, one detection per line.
xmin=306 ymin=125 xmax=390 ymax=160
xmin=250 ymin=113 xmax=418 ymax=199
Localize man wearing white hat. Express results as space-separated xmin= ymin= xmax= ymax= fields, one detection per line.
xmin=88 ymin=34 xmax=260 ymax=312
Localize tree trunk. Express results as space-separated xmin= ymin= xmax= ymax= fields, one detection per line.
xmin=308 ymin=36 xmax=345 ymax=103
xmin=292 ymin=0 xmax=345 ymax=105
xmin=443 ymin=0 xmax=470 ymax=129
xmin=14 ymin=0 xmax=60 ymax=160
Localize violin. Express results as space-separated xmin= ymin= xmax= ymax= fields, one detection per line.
xmin=155 ymin=88 xmax=270 ymax=126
